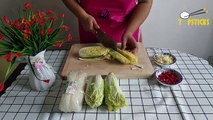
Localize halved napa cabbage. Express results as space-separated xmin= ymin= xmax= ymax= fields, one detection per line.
xmin=104 ymin=72 xmax=128 ymax=111
xmin=79 ymin=46 xmax=110 ymax=58
xmin=117 ymin=48 xmax=138 ymax=65
xmin=109 ymin=50 xmax=130 ymax=64
xmin=85 ymin=75 xmax=104 ymax=108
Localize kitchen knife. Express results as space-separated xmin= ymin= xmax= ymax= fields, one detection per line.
xmin=96 ymin=29 xmax=118 ymax=51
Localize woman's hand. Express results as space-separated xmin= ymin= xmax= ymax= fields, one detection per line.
xmin=121 ymin=32 xmax=138 ymax=54
xmin=79 ymin=14 xmax=100 ymax=34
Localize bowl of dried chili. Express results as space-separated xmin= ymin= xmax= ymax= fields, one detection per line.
xmin=155 ymin=68 xmax=183 ymax=86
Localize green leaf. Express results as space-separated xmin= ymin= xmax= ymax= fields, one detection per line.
xmin=47 ymin=28 xmax=61 ymax=42
xmin=0 ymin=42 xmax=13 ymax=49
xmin=4 ymin=57 xmax=16 ymax=80
xmin=0 ymin=25 xmax=14 ymax=41
xmin=0 ymin=50 xmax=12 ymax=55
xmin=32 ymin=40 xmax=38 ymax=53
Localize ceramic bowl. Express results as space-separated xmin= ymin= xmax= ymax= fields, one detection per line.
xmin=155 ymin=68 xmax=183 ymax=87
xmin=153 ymin=53 xmax=176 ymax=67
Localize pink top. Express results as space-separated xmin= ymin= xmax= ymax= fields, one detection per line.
xmin=79 ymin=0 xmax=139 ymax=43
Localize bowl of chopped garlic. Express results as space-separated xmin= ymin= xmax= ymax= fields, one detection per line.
xmin=153 ymin=53 xmax=176 ymax=67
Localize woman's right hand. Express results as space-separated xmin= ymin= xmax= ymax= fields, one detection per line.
xmin=79 ymin=14 xmax=100 ymax=34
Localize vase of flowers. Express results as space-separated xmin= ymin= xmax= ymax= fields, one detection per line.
xmin=0 ymin=2 xmax=72 ymax=91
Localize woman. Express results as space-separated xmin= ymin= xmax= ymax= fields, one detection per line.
xmin=62 ymin=0 xmax=152 ymax=54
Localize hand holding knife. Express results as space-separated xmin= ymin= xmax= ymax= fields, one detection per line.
xmin=96 ymin=29 xmax=118 ymax=51
xmin=96 ymin=29 xmax=138 ymax=54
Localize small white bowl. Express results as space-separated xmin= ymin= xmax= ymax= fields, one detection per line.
xmin=155 ymin=68 xmax=183 ymax=87
xmin=153 ymin=53 xmax=176 ymax=67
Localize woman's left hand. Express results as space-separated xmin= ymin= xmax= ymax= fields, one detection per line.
xmin=121 ymin=32 xmax=138 ymax=54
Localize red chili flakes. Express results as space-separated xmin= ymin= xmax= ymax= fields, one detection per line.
xmin=158 ymin=71 xmax=177 ymax=85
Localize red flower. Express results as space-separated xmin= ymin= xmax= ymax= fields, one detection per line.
xmin=2 ymin=16 xmax=10 ymax=25
xmin=0 ymin=34 xmax=3 ymax=40
xmin=5 ymin=53 xmax=13 ymax=62
xmin=61 ymin=25 xmax=70 ymax=31
xmin=24 ymin=2 xmax=32 ymax=10
xmin=46 ymin=28 xmax=53 ymax=35
xmin=47 ymin=10 xmax=54 ymax=15
xmin=0 ymin=83 xmax=4 ymax=92
xmin=19 ymin=18 xmax=27 ymax=24
xmin=18 ymin=24 xmax=25 ymax=30
xmin=49 ymin=17 xmax=57 ymax=22
xmin=68 ymin=33 xmax=72 ymax=41
xmin=28 ymin=20 xmax=34 ymax=25
xmin=23 ymin=26 xmax=31 ymax=34
xmin=55 ymin=43 xmax=63 ymax=47
xmin=37 ymin=18 xmax=44 ymax=26
xmin=23 ymin=33 xmax=29 ymax=39
xmin=32 ymin=15 xmax=37 ymax=22
xmin=23 ymin=30 xmax=31 ymax=34
xmin=11 ymin=20 xmax=18 ymax=27
xmin=15 ymin=53 xmax=22 ymax=57
xmin=60 ymin=13 xmax=65 ymax=18
xmin=6 ymin=58 xmax=12 ymax=62
xmin=40 ymin=29 xmax=44 ymax=35
xmin=15 ymin=25 xmax=22 ymax=30
xmin=38 ymin=11 xmax=45 ymax=18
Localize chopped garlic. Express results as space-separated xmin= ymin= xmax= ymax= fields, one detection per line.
xmin=155 ymin=55 xmax=173 ymax=64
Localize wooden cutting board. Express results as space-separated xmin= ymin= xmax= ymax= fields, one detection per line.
xmin=61 ymin=43 xmax=154 ymax=79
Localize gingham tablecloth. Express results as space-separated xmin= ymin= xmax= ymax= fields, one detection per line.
xmin=0 ymin=48 xmax=213 ymax=120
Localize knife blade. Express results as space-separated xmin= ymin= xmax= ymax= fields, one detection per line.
xmin=96 ymin=29 xmax=118 ymax=51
